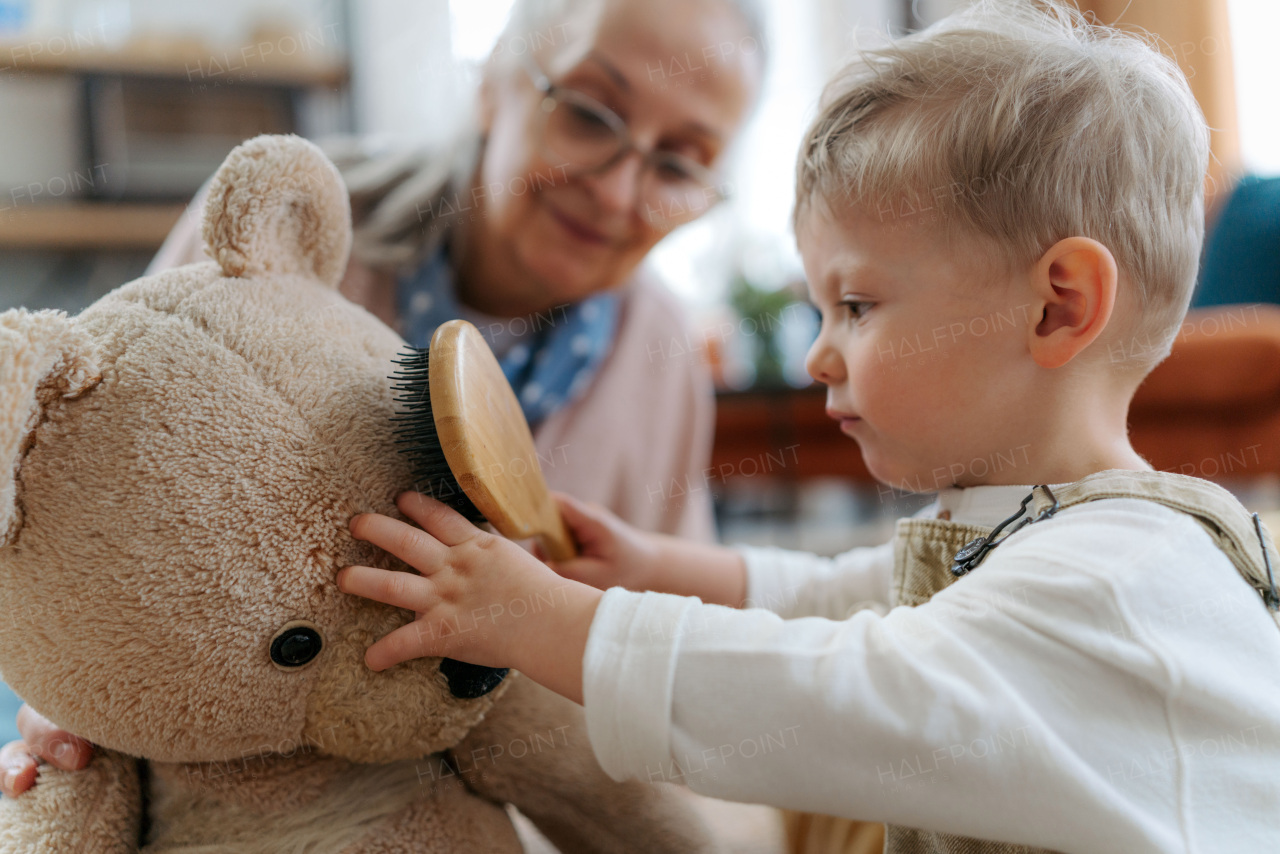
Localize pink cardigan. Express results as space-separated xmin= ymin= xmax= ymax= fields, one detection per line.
xmin=148 ymin=200 xmax=718 ymax=542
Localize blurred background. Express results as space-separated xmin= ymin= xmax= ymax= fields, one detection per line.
xmin=1 ymin=1 xmax=1279 ymax=840
xmin=2 ymin=0 xmax=1277 ymax=548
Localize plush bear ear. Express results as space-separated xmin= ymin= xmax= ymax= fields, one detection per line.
xmin=201 ymin=133 xmax=353 ymax=289
xmin=0 ymin=309 xmax=101 ymax=546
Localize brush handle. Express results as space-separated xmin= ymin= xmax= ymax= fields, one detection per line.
xmin=537 ymin=511 xmax=577 ymax=563
xmin=428 ymin=321 xmax=578 ymax=561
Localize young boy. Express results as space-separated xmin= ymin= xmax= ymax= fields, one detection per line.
xmin=336 ymin=1 xmax=1280 ymax=851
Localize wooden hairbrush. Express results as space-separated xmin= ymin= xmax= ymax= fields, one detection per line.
xmin=390 ymin=319 xmax=575 ymax=559
xmin=388 ymin=320 xmax=576 ymax=698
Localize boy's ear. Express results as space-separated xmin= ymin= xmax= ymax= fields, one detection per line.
xmin=0 ymin=309 xmax=101 ymax=546
xmin=1027 ymin=236 xmax=1118 ymax=369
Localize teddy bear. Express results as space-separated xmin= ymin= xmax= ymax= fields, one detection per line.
xmin=0 ymin=134 xmax=714 ymax=853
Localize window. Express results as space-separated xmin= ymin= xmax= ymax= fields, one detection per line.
xmin=1229 ymin=0 xmax=1280 ymax=175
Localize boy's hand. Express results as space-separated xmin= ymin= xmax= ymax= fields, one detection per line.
xmin=551 ymin=492 xmax=750 ymax=609
xmin=546 ymin=492 xmax=661 ymax=593
xmin=338 ymin=491 xmax=603 ymax=704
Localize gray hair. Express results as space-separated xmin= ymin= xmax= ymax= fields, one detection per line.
xmin=489 ymin=0 xmax=769 ymax=73
xmin=795 ymin=0 xmax=1211 ymax=375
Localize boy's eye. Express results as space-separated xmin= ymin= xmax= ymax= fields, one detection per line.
xmin=841 ymin=300 xmax=871 ymax=319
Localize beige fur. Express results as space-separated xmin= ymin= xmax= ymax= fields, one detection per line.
xmin=202 ymin=133 xmax=352 ymax=288
xmin=0 ymin=135 xmax=714 ymax=853
xmin=0 ymin=309 xmax=100 ymax=545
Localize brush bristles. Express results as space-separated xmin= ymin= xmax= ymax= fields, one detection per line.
xmin=388 ymin=347 xmax=486 ymax=524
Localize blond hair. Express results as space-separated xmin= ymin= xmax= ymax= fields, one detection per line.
xmin=795 ymin=0 xmax=1211 ymax=374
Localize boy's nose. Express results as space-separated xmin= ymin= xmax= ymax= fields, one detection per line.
xmin=805 ymin=334 xmax=845 ymax=384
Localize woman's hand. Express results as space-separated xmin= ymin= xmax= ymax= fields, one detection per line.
xmin=338 ymin=491 xmax=603 ymax=705
xmin=545 ymin=492 xmax=662 ymax=593
xmin=0 ymin=704 xmax=94 ymax=797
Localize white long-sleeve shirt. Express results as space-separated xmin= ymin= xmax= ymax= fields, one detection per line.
xmin=581 ymin=484 xmax=1280 ymax=854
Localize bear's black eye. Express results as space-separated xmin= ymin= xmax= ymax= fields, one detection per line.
xmin=440 ymin=658 xmax=508 ymax=698
xmin=269 ymin=621 xmax=323 ymax=670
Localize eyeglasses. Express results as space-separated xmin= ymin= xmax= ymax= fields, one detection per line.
xmin=522 ymin=58 xmax=729 ymax=230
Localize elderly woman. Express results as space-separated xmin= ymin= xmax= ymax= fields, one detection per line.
xmin=160 ymin=0 xmax=764 ymax=540
xmin=0 ymin=0 xmax=767 ymax=809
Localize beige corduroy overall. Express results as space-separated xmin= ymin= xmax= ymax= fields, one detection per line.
xmin=784 ymin=469 xmax=1280 ymax=854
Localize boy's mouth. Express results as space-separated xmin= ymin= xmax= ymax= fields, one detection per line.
xmin=826 ymin=408 xmax=862 ymax=432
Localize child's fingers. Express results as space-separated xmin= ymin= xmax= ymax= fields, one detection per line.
xmin=552 ymin=492 xmax=610 ymax=539
xmin=395 ymin=491 xmax=480 ymax=546
xmin=362 ymin=620 xmax=440 ymax=671
xmin=16 ymin=704 xmax=92 ymax=770
xmin=337 ymin=565 xmax=436 ymax=613
xmin=348 ymin=512 xmax=447 ymax=570
xmin=0 ymin=740 xmax=38 ymax=797
xmin=551 ymin=491 xmax=593 ymax=520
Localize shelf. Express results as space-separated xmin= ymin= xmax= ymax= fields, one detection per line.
xmin=0 ymin=37 xmax=348 ymax=87
xmin=0 ymin=203 xmax=186 ymax=250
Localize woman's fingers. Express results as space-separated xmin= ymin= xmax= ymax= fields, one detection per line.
xmin=0 ymin=740 xmax=38 ymax=797
xmin=337 ymin=565 xmax=436 ymax=613
xmin=395 ymin=491 xmax=481 ymax=547
xmin=17 ymin=704 xmax=92 ymax=770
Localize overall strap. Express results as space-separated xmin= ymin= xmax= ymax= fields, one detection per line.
xmin=1029 ymin=469 xmax=1280 ymax=627
xmin=892 ymin=519 xmax=994 ymax=607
